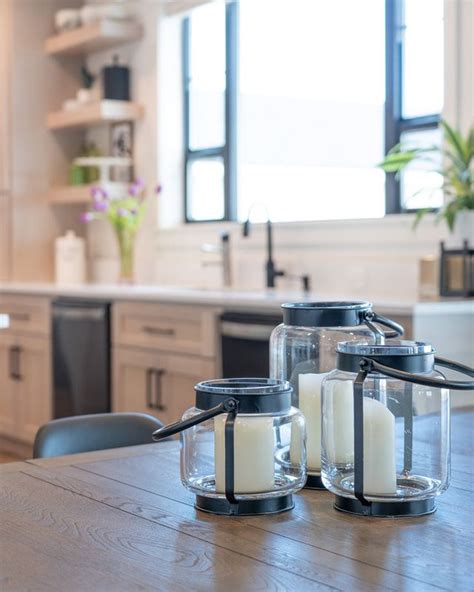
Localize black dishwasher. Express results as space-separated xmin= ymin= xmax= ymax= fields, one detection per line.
xmin=220 ymin=311 xmax=282 ymax=378
xmin=52 ymin=299 xmax=111 ymax=418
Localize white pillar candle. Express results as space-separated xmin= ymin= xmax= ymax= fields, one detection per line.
xmin=291 ymin=373 xmax=328 ymax=471
xmin=324 ymin=380 xmax=355 ymax=465
xmin=214 ymin=415 xmax=275 ymax=494
xmin=323 ymin=380 xmax=397 ymax=496
xmin=362 ymin=397 xmax=397 ymax=495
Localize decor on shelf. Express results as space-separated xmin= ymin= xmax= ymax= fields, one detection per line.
xmin=54 ymin=9 xmax=81 ymax=32
xmin=152 ymin=378 xmax=307 ymax=516
xmin=321 ymin=340 xmax=474 ymax=517
xmin=110 ymin=121 xmax=133 ymax=182
xmin=77 ymin=66 xmax=96 ymax=104
xmin=103 ymin=55 xmax=130 ymax=101
xmin=80 ymin=180 xmax=161 ymax=283
xmin=269 ymin=302 xmax=404 ymax=489
xmin=379 ymin=120 xmax=474 ymax=235
xmin=439 ymin=240 xmax=474 ymax=297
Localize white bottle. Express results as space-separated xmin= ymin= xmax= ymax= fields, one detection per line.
xmin=55 ymin=230 xmax=86 ymax=285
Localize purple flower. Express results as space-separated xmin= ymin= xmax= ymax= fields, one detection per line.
xmin=90 ymin=186 xmax=108 ymax=201
xmin=93 ymin=200 xmax=109 ymax=212
xmin=117 ymin=208 xmax=130 ymax=218
xmin=128 ymin=184 xmax=140 ymax=197
xmin=80 ymin=212 xmax=94 ymax=223
xmin=155 ymin=184 xmax=162 ymax=195
xmin=134 ymin=177 xmax=145 ymax=189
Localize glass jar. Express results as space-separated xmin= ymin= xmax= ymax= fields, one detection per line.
xmin=152 ymin=378 xmax=306 ymax=516
xmin=270 ymin=301 xmax=404 ymax=487
xmin=321 ymin=340 xmax=474 ymax=517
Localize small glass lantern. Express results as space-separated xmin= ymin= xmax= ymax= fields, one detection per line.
xmin=270 ymin=301 xmax=404 ymax=488
xmin=321 ymin=340 xmax=474 ymax=517
xmin=152 ymin=378 xmax=306 ymax=516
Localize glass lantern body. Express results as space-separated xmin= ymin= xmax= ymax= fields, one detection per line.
xmin=321 ymin=342 xmax=451 ymax=515
xmin=270 ymin=302 xmax=386 ymax=483
xmin=181 ymin=405 xmax=306 ymax=498
xmin=175 ymin=379 xmax=307 ymax=515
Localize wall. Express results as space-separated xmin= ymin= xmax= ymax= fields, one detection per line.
xmin=1 ymin=0 xmax=86 ymax=282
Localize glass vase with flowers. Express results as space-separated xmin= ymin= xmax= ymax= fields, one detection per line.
xmin=81 ymin=179 xmax=161 ymax=283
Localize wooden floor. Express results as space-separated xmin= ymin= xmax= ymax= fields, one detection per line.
xmin=0 ymin=451 xmax=22 ymax=463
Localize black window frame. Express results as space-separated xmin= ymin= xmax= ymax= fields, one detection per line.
xmin=182 ymin=1 xmax=237 ymax=224
xmin=385 ymin=0 xmax=441 ymax=214
xmin=183 ymin=0 xmax=441 ymax=223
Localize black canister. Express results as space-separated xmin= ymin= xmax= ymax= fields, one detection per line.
xmin=103 ymin=55 xmax=130 ymax=101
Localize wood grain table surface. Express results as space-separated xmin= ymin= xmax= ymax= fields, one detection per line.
xmin=0 ymin=410 xmax=473 ymax=591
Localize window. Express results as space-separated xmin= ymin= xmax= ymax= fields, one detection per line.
xmin=183 ymin=0 xmax=444 ymax=223
xmin=386 ymin=0 xmax=444 ymax=212
xmin=183 ymin=1 xmax=236 ymax=222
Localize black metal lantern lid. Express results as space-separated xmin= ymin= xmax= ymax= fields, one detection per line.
xmin=337 ymin=340 xmax=436 ymax=373
xmin=195 ymin=378 xmax=292 ymax=413
xmin=281 ymin=301 xmax=372 ymax=327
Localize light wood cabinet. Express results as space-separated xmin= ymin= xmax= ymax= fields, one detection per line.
xmin=0 ymin=333 xmax=51 ymax=444
xmin=0 ymin=334 xmax=18 ymax=438
xmin=113 ymin=301 xmax=219 ymax=358
xmin=113 ymin=346 xmax=217 ymax=426
xmin=112 ymin=301 xmax=221 ymax=426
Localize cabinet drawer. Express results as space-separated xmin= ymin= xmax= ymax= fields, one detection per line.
xmin=0 ymin=294 xmax=50 ymax=336
xmin=113 ymin=301 xmax=218 ymax=357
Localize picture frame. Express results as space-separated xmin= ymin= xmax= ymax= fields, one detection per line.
xmin=110 ymin=121 xmax=134 ymax=182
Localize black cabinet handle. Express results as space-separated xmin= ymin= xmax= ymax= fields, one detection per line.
xmin=146 ymin=368 xmax=166 ymax=411
xmin=142 ymin=326 xmax=175 ymax=337
xmin=9 ymin=346 xmax=22 ymax=381
xmin=154 ymin=369 xmax=166 ymax=411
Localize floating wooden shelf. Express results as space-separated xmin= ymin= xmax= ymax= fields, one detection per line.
xmin=48 ymin=181 xmax=131 ymax=204
xmin=48 ymin=184 xmax=95 ymax=204
xmin=46 ymin=100 xmax=144 ymax=130
xmin=44 ymin=20 xmax=143 ymax=56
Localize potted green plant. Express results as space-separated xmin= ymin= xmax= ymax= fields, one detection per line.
xmin=81 ymin=180 xmax=162 ymax=283
xmin=379 ymin=120 xmax=474 ymax=237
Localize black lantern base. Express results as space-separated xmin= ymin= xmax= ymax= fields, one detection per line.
xmin=195 ymin=494 xmax=294 ymax=516
xmin=305 ymin=474 xmax=326 ymax=490
xmin=334 ymin=495 xmax=436 ymax=517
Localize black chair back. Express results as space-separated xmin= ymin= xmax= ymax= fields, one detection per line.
xmin=33 ymin=413 xmax=164 ymax=459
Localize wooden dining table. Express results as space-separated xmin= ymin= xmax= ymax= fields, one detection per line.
xmin=1 ymin=409 xmax=472 ymax=591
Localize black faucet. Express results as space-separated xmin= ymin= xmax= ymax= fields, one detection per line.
xmin=242 ymin=214 xmax=285 ymax=289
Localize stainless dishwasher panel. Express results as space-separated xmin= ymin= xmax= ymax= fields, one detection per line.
xmin=220 ymin=312 xmax=282 ymax=378
xmin=52 ymin=299 xmax=111 ymax=418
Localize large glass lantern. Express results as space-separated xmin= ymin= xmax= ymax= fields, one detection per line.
xmin=270 ymin=301 xmax=404 ymax=488
xmin=152 ymin=378 xmax=306 ymax=516
xmin=321 ymin=340 xmax=474 ymax=517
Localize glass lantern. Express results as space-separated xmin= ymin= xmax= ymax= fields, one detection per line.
xmin=321 ymin=340 xmax=474 ymax=517
xmin=152 ymin=378 xmax=307 ymax=516
xmin=270 ymin=301 xmax=404 ymax=488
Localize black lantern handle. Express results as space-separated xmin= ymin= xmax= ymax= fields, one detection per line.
xmin=361 ymin=356 xmax=474 ymax=390
xmin=152 ymin=398 xmax=239 ymax=441
xmin=363 ymin=311 xmax=404 ymax=339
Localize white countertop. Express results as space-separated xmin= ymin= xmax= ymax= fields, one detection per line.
xmin=1 ymin=282 xmax=473 ymax=316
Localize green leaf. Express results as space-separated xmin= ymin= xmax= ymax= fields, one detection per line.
xmin=441 ymin=120 xmax=470 ymax=164
xmin=412 ymin=207 xmax=431 ymax=230
xmin=377 ymin=150 xmax=419 ymax=172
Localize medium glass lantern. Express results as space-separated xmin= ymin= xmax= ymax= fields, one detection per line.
xmin=270 ymin=301 xmax=404 ymax=488
xmin=321 ymin=340 xmax=474 ymax=517
xmin=152 ymin=378 xmax=306 ymax=516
